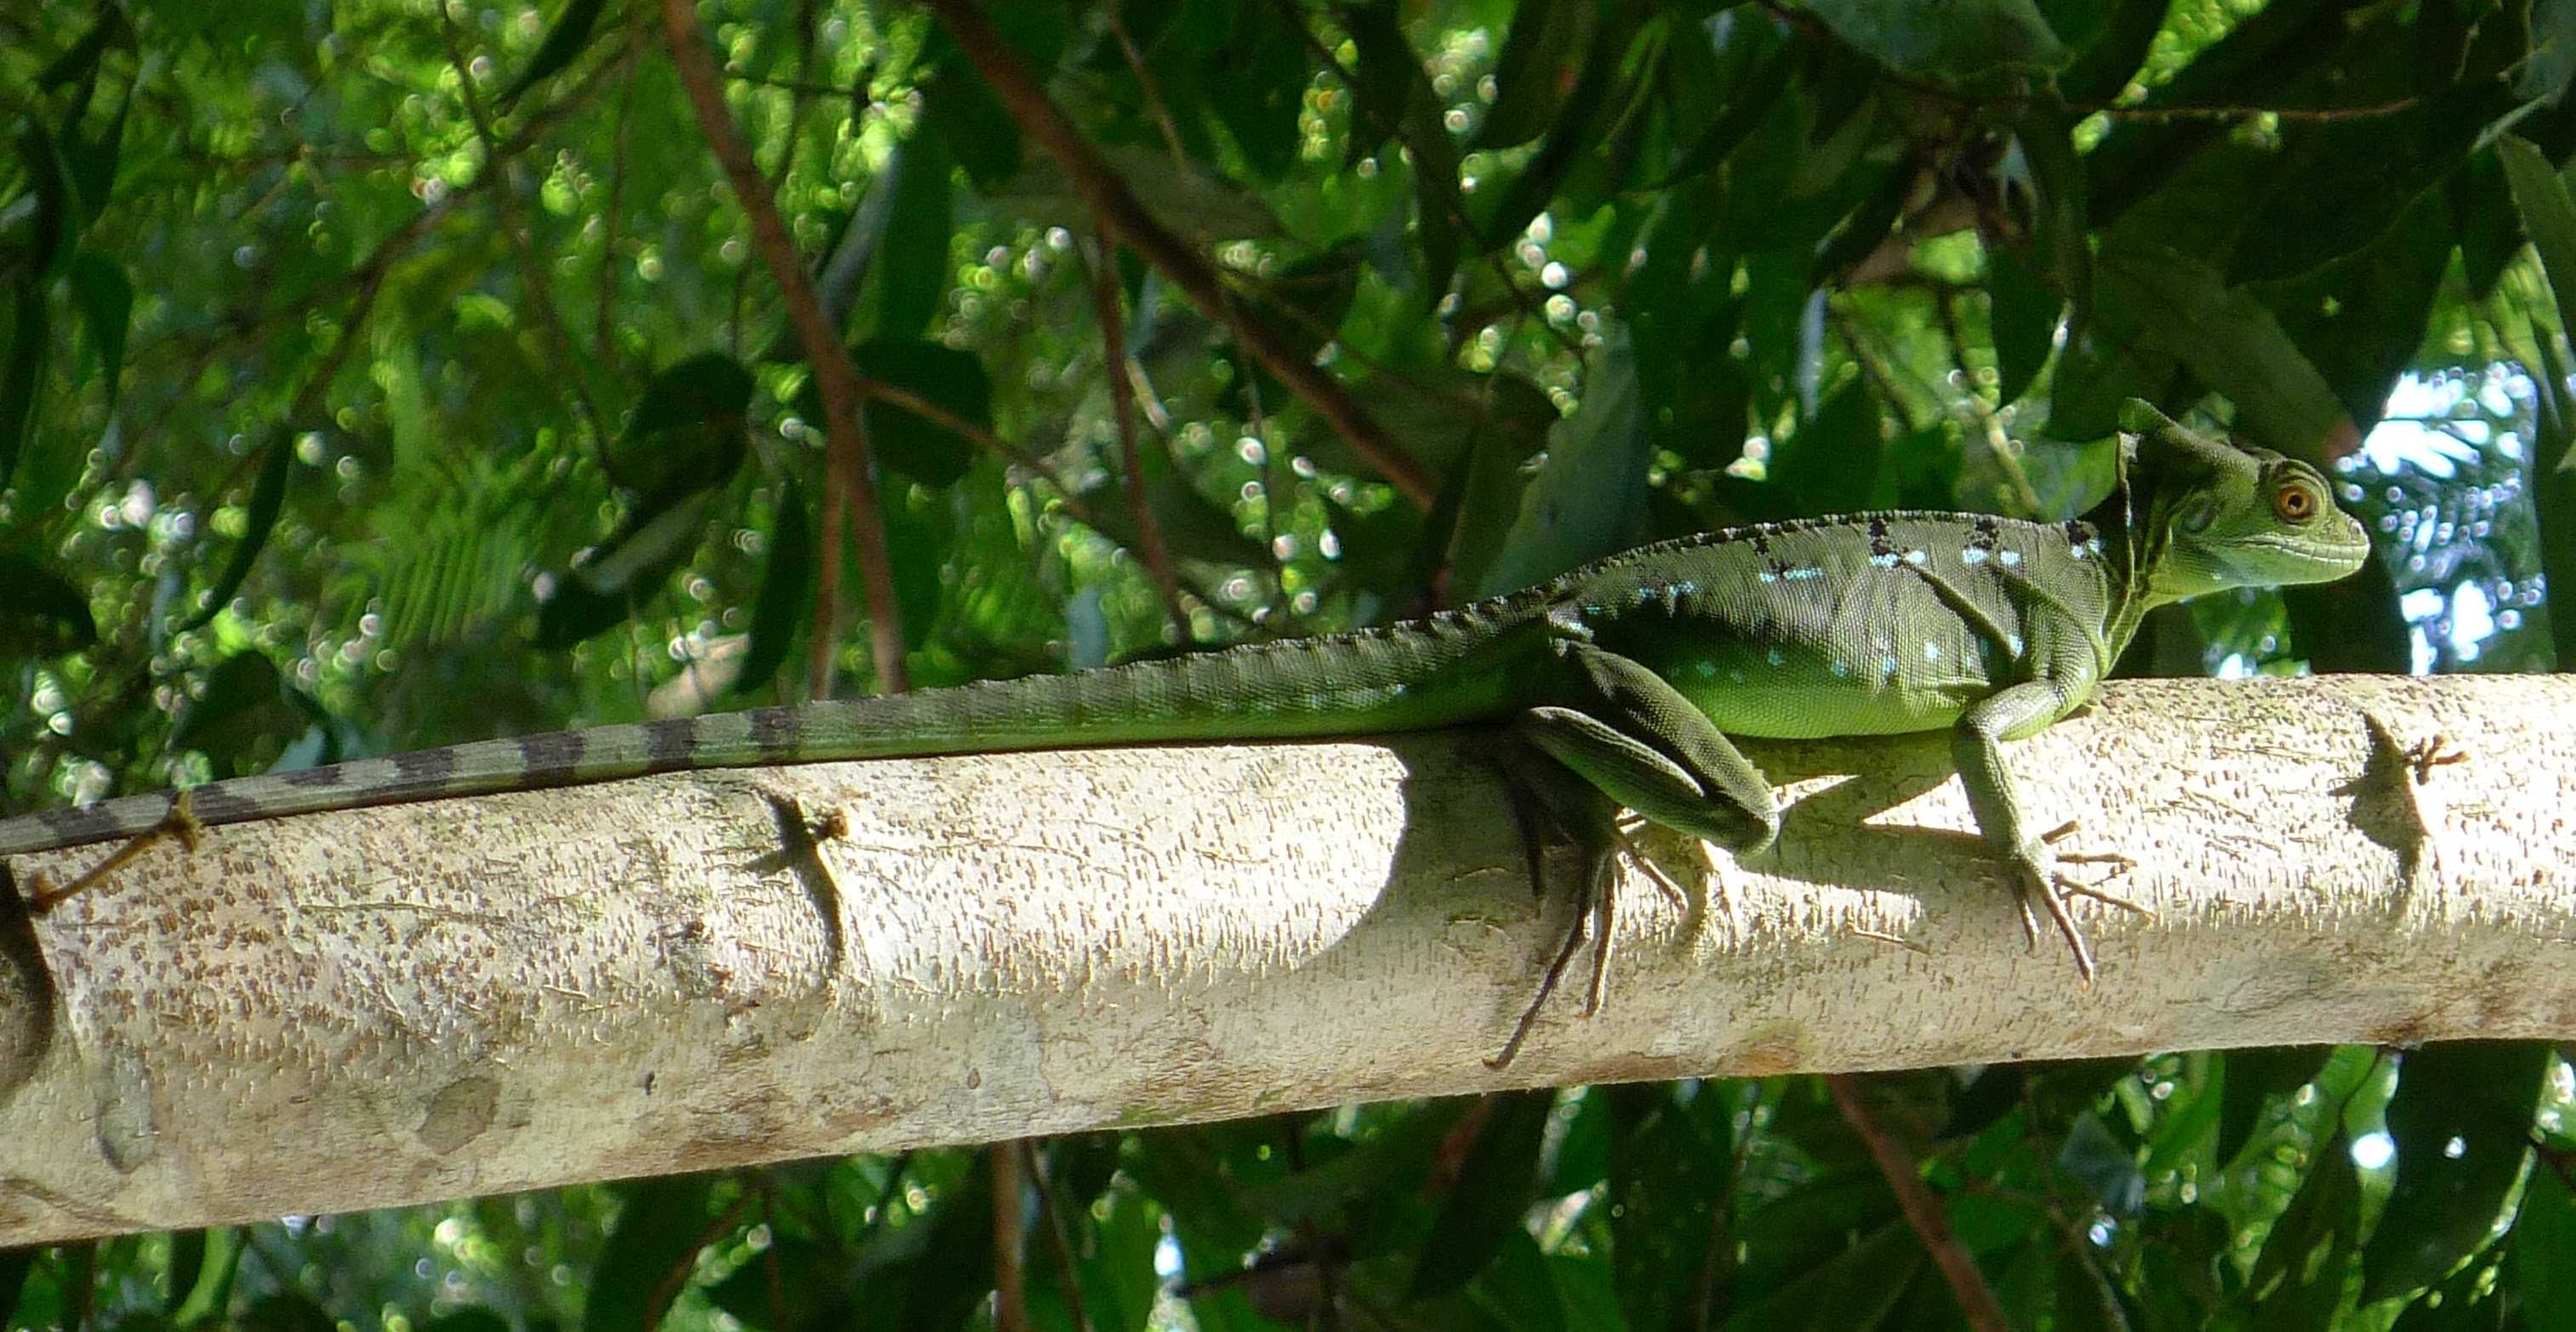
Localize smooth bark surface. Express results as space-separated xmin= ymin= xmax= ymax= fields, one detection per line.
xmin=1 ymin=675 xmax=2567 ymax=1243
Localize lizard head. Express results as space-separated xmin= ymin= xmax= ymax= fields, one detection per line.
xmin=2113 ymin=400 xmax=2373 ymax=606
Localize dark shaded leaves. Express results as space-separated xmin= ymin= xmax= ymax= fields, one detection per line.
xmin=179 ymin=431 xmax=296 ymax=633
xmin=2357 ymin=1041 xmax=2549 ymax=1304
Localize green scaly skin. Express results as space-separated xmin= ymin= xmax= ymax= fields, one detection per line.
xmin=2 ymin=402 xmax=2368 ymax=1039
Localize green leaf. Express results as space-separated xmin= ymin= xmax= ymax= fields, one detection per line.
xmin=498 ymin=0 xmax=608 ymax=106
xmin=1200 ymin=3 xmax=1308 ymax=184
xmin=180 ymin=430 xmax=296 ymax=633
xmin=0 ymin=1249 xmax=31 ymax=1331
xmin=68 ymin=249 xmax=131 ymax=417
xmin=1607 ymin=1083 xmax=1735 ymax=1332
xmin=537 ymin=488 xmax=719 ymax=648
xmin=584 ymin=1175 xmax=721 ymax=1332
xmin=853 ymin=339 xmax=991 ymax=487
xmin=1467 ymin=8 xmax=1638 ymax=251
xmin=36 ymin=8 xmax=132 ymax=89
xmin=2054 ymin=0 xmax=2166 ymax=103
xmin=2218 ymin=1045 xmax=2334 ymax=1168
xmin=0 ymin=282 xmax=47 ymax=487
xmin=2229 ymin=83 xmax=2514 ymax=285
xmin=2513 ymin=1155 xmax=2576 ymax=1329
xmin=613 ymin=352 xmax=754 ymax=504
xmin=1808 ymin=156 xmax=1914 ymax=286
xmin=1657 ymin=37 xmax=1797 ymax=188
xmin=2094 ymin=245 xmax=2355 ymax=460
xmin=1473 ymin=1 xmax=1595 ymax=151
xmin=2249 ymin=1131 xmax=2363 ymax=1329
xmin=2357 ymin=1041 xmax=2550 ymax=1304
xmin=1475 ymin=324 xmax=1650 ymax=596
xmin=1988 ymin=245 xmax=2061 ymax=407
xmin=242 ymin=1292 xmax=338 ymax=1332
xmin=2499 ymin=134 xmax=2576 ymax=355
xmin=0 ymin=549 xmax=98 ymax=657
xmin=2139 ymin=1056 xmax=2224 ymax=1184
xmin=1723 ymin=1216 xmax=1923 ymax=1330
xmin=1797 ymin=0 xmax=2067 ymax=83
xmin=736 ymin=479 xmax=813 ymax=697
xmin=422 ymin=1312 xmax=512 ymax=1332
xmin=982 ymin=140 xmax=1283 ymax=241
xmin=920 ymin=41 xmax=1023 ymax=191
xmin=2251 ymin=186 xmax=2450 ymax=429
xmin=1408 ymin=1091 xmax=1555 ymax=1299
xmin=2452 ymin=146 xmax=2522 ymax=302
xmin=872 ymin=130 xmax=955 ymax=340
xmin=627 ymin=350 xmax=755 ymax=441
xmin=1766 ymin=382 xmax=1886 ymax=517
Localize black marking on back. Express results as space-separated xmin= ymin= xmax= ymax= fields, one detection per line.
xmin=517 ymin=730 xmax=585 ymax=781
xmin=1866 ymin=516 xmax=1895 ymax=559
xmin=1969 ymin=515 xmax=2002 ymax=551
xmin=645 ymin=719 xmax=697 ymax=772
xmin=2062 ymin=518 xmax=2094 ymax=546
xmin=393 ymin=746 xmax=457 ymax=789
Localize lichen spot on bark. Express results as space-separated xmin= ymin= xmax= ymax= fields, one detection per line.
xmin=417 ymin=1075 xmax=501 ymax=1153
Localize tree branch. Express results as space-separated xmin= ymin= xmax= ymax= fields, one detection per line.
xmin=1828 ymin=1074 xmax=2011 ymax=1332
xmin=3 ymin=675 xmax=2568 ymax=1243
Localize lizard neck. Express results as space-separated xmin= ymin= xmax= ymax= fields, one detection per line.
xmin=2087 ymin=473 xmax=2169 ymax=667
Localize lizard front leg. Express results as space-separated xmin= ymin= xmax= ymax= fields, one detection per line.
xmin=1952 ymin=680 xmax=2146 ymax=982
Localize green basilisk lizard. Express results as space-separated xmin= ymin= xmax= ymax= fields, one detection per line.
xmin=0 ymin=401 xmax=2368 ymax=1061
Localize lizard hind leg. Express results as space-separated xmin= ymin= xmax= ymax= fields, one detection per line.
xmin=1483 ymin=755 xmax=1625 ymax=1071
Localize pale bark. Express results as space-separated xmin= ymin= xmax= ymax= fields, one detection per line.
xmin=1 ymin=675 xmax=2568 ymax=1244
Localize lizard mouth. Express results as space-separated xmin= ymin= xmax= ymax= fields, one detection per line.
xmin=2240 ymin=527 xmax=2372 ymax=579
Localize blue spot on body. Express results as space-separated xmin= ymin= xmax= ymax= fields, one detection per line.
xmin=1766 ymin=647 xmax=1785 ymax=667
xmin=1962 ymin=548 xmax=1990 ymax=565
xmin=1904 ymin=549 xmax=1927 ymax=565
xmin=1695 ymin=661 xmax=1718 ymax=679
xmin=1830 ymin=659 xmax=1849 ymax=678
xmin=1923 ymin=642 xmax=1941 ymax=662
xmin=1999 ymin=549 xmax=2022 ymax=567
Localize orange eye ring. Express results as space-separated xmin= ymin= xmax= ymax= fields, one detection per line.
xmin=2273 ymin=484 xmax=2318 ymax=521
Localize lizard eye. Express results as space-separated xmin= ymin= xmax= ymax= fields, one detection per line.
xmin=2272 ymin=481 xmax=2320 ymax=522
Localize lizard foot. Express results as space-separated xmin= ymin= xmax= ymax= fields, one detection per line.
xmin=2040 ymin=820 xmax=2152 ymax=918
xmin=2007 ymin=820 xmax=2156 ymax=984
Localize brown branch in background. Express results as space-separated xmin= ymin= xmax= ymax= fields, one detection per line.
xmin=1086 ymin=234 xmax=1191 ymax=642
xmin=598 ymin=14 xmax=645 ymax=362
xmin=1826 ymin=1075 xmax=2012 ymax=1332
xmin=440 ymin=15 xmax=608 ymax=446
xmin=1028 ymin=1144 xmax=1098 ymax=1332
xmin=660 ymin=0 xmax=909 ymax=697
xmin=917 ymin=0 xmax=1435 ymax=509
xmin=990 ymin=1143 xmax=1030 ymax=1332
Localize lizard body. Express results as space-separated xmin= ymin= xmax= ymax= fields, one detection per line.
xmin=0 ymin=402 xmax=2368 ymax=1012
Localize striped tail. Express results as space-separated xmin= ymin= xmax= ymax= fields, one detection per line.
xmin=0 ymin=613 xmax=1542 ymax=859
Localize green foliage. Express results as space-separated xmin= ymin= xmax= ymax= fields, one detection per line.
xmin=2 ymin=0 xmax=2570 ymax=1326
